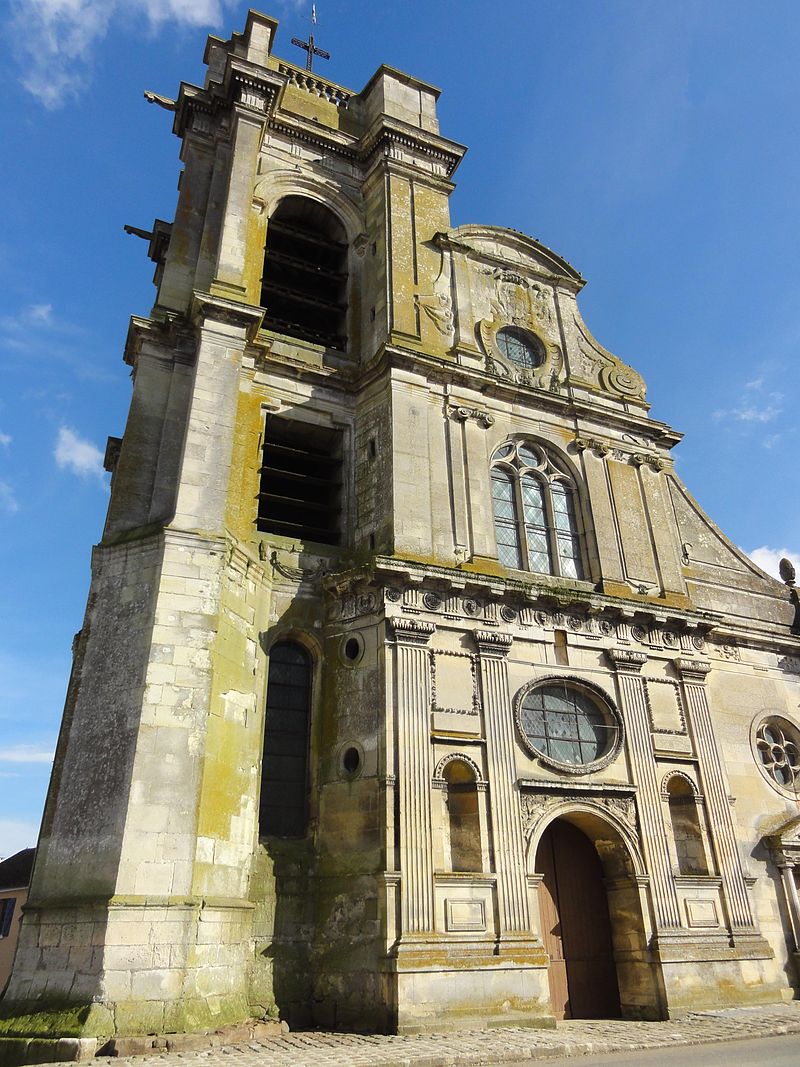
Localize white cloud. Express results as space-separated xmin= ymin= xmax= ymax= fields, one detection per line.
xmin=712 ymin=372 xmax=784 ymax=430
xmin=749 ymin=546 xmax=800 ymax=581
xmin=0 ymin=819 xmax=39 ymax=859
xmin=9 ymin=0 xmax=238 ymax=108
xmin=0 ymin=431 xmax=11 ymax=446
xmin=0 ymin=302 xmax=80 ymax=357
xmin=0 ymin=744 xmax=54 ymax=765
xmin=27 ymin=303 xmax=53 ymax=324
xmin=54 ymin=426 xmax=105 ymax=480
xmin=713 ymin=398 xmax=783 ymax=424
xmin=0 ymin=480 xmax=19 ymax=513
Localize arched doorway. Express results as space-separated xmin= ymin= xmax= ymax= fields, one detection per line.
xmin=536 ymin=818 xmax=621 ymax=1019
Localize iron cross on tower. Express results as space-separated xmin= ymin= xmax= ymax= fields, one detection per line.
xmin=291 ymin=5 xmax=330 ymax=72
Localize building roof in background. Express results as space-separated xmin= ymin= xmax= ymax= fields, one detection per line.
xmin=0 ymin=848 xmax=34 ymax=891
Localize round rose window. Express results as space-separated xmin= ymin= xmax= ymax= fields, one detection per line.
xmin=754 ymin=717 xmax=800 ymax=794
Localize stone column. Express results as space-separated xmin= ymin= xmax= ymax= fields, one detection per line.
xmin=777 ymin=863 xmax=800 ymax=952
xmin=391 ymin=617 xmax=436 ymax=935
xmin=607 ymin=648 xmax=682 ymax=930
xmin=677 ymin=658 xmax=756 ymax=931
xmin=474 ymin=630 xmax=531 ymax=933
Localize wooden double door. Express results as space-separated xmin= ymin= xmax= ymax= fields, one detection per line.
xmin=536 ymin=819 xmax=622 ymax=1020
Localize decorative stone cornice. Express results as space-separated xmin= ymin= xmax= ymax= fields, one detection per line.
xmin=174 ymin=61 xmax=284 ymax=138
xmin=191 ymin=291 xmax=265 ymax=341
xmin=472 ymin=630 xmax=513 ymax=657
xmin=359 ymin=117 xmax=466 ymax=179
xmin=574 ymin=436 xmax=610 ymax=457
xmin=448 ymin=405 xmax=494 ymax=428
xmin=606 ymin=648 xmax=647 ymax=672
xmin=389 ymin=617 xmax=435 ymax=646
xmin=675 ymin=657 xmax=712 ymax=682
xmin=631 ymin=452 xmax=667 ymax=472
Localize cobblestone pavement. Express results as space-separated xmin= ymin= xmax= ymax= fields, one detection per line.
xmin=68 ymin=1002 xmax=800 ymax=1067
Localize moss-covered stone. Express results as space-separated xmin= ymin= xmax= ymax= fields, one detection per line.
xmin=0 ymin=1004 xmax=113 ymax=1039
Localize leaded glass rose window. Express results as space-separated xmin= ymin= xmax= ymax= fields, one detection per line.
xmin=516 ymin=679 xmax=621 ymax=772
xmin=490 ymin=440 xmax=583 ymax=578
xmin=495 ymin=326 xmax=545 ymax=370
xmin=754 ymin=717 xmax=800 ymax=795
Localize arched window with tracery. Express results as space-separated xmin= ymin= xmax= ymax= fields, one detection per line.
xmin=665 ymin=776 xmax=709 ymax=876
xmin=491 ymin=440 xmax=583 ymax=578
xmin=443 ymin=761 xmax=482 ymax=872
xmin=261 ymin=196 xmax=348 ymax=350
xmin=259 ymin=641 xmax=312 ymax=838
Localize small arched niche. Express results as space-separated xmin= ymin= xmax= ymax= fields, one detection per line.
xmin=443 ymin=760 xmax=482 ymax=873
xmin=665 ymin=775 xmax=710 ymax=876
xmin=261 ymin=196 xmax=348 ymax=350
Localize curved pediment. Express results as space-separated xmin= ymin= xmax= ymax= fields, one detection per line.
xmin=445 ymin=224 xmax=584 ymax=287
xmin=430 ymin=224 xmax=646 ymax=406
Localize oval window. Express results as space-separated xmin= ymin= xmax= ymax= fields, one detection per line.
xmin=517 ymin=679 xmax=620 ymax=772
xmin=496 ymin=326 xmax=545 ymax=370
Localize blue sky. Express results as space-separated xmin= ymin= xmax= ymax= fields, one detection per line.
xmin=2 ymin=0 xmax=799 ymax=856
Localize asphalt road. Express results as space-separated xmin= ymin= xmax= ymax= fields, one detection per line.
xmin=517 ymin=1031 xmax=799 ymax=1066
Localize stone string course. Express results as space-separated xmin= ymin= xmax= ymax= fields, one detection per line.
xmin=35 ymin=1003 xmax=800 ymax=1067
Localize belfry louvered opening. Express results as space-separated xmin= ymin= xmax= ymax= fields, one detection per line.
xmin=257 ymin=415 xmax=343 ymax=546
xmin=261 ymin=196 xmax=348 ymax=350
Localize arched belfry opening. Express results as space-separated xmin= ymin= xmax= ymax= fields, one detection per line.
xmin=261 ymin=196 xmax=348 ymax=351
xmin=533 ymin=810 xmax=657 ymax=1021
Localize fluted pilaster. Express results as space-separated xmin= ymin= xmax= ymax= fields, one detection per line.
xmin=677 ymin=658 xmax=756 ymax=931
xmin=391 ymin=617 xmax=436 ymax=934
xmin=607 ymin=648 xmax=682 ymax=929
xmin=474 ymin=631 xmax=531 ymax=933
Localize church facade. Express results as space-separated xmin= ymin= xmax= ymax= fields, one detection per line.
xmin=3 ymin=8 xmax=800 ymax=1048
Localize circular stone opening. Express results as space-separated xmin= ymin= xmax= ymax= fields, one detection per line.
xmin=515 ymin=677 xmax=621 ymax=774
xmin=339 ymin=632 xmax=365 ymax=666
xmin=342 ymin=746 xmax=361 ymax=776
xmin=754 ymin=715 xmax=800 ymax=795
xmin=495 ymin=326 xmax=545 ymax=370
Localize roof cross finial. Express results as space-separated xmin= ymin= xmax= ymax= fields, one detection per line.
xmin=291 ymin=4 xmax=330 ymax=72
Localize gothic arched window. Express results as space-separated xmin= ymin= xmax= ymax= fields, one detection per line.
xmin=491 ymin=440 xmax=583 ymax=578
xmin=259 ymin=641 xmax=312 ymax=838
xmin=261 ymin=196 xmax=348 ymax=351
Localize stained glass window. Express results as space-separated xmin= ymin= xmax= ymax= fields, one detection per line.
xmin=491 ymin=440 xmax=584 ymax=580
xmin=491 ymin=469 xmax=522 ymax=568
xmin=519 ymin=682 xmax=617 ymax=766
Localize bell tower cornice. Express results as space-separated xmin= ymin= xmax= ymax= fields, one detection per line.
xmin=173 ymin=60 xmax=286 ymax=140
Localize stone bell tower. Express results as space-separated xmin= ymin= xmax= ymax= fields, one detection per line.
xmin=0 ymin=6 xmax=477 ymax=1046
xmin=4 ymin=5 xmax=799 ymax=1055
